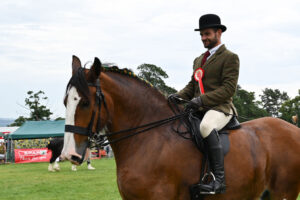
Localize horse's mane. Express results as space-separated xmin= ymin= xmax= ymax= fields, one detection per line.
xmin=102 ymin=66 xmax=166 ymax=98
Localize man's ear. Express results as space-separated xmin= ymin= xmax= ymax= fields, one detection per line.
xmin=217 ymin=29 xmax=222 ymax=38
xmin=87 ymin=57 xmax=102 ymax=82
xmin=72 ymin=55 xmax=82 ymax=75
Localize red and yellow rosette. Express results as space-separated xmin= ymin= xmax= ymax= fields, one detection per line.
xmin=194 ymin=68 xmax=205 ymax=94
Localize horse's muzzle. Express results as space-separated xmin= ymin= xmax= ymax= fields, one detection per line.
xmin=63 ymin=147 xmax=90 ymax=165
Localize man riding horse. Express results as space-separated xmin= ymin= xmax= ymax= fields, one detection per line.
xmin=169 ymin=14 xmax=240 ymax=194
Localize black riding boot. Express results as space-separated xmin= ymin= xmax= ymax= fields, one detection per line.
xmin=199 ymin=129 xmax=226 ymax=194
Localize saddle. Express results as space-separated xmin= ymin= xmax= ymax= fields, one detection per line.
xmin=187 ymin=111 xmax=240 ymax=155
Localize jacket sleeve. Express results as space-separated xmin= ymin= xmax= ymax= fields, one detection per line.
xmin=200 ymin=53 xmax=240 ymax=106
xmin=177 ymin=75 xmax=195 ymax=100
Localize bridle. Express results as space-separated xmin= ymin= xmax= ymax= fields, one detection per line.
xmin=64 ymin=77 xmax=109 ymax=147
xmin=64 ymin=74 xmax=192 ymax=149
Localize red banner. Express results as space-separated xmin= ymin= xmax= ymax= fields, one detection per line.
xmin=14 ymin=148 xmax=52 ymax=163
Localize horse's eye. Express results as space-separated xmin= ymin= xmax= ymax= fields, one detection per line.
xmin=80 ymin=100 xmax=90 ymax=108
xmin=74 ymin=97 xmax=78 ymax=101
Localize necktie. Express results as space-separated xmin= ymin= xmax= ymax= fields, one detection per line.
xmin=201 ymin=51 xmax=211 ymax=66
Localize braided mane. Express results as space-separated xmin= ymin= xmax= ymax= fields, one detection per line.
xmin=102 ymin=66 xmax=157 ymax=90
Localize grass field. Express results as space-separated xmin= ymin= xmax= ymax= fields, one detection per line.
xmin=0 ymin=158 xmax=121 ymax=200
xmin=0 ymin=159 xmax=299 ymax=200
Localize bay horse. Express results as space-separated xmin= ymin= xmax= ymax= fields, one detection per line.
xmin=47 ymin=137 xmax=95 ymax=171
xmin=61 ymin=56 xmax=300 ymax=200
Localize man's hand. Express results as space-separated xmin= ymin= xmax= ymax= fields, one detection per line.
xmin=188 ymin=97 xmax=203 ymax=108
xmin=168 ymin=94 xmax=181 ymax=104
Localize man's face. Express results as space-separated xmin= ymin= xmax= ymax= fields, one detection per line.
xmin=200 ymin=28 xmax=221 ymax=49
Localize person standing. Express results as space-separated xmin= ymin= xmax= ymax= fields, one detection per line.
xmin=169 ymin=14 xmax=240 ymax=194
xmin=0 ymin=142 xmax=5 ymax=164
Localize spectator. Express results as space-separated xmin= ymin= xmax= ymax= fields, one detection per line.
xmin=0 ymin=142 xmax=6 ymax=164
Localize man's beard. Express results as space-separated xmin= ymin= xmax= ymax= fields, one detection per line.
xmin=203 ymin=36 xmax=218 ymax=49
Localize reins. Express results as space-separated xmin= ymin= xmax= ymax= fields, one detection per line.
xmin=174 ymin=97 xmax=252 ymax=121
xmin=95 ymin=111 xmax=190 ymax=146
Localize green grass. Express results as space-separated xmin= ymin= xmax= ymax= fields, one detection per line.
xmin=0 ymin=159 xmax=299 ymax=200
xmin=0 ymin=158 xmax=121 ymax=200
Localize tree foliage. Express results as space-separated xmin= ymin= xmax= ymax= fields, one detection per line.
xmin=233 ymin=85 xmax=269 ymax=122
xmin=137 ymin=64 xmax=177 ymax=95
xmin=25 ymin=90 xmax=53 ymax=121
xmin=8 ymin=116 xmax=27 ymax=127
xmin=9 ymin=90 xmax=53 ymax=126
xmin=279 ymin=90 xmax=300 ymax=125
xmin=260 ymin=88 xmax=290 ymax=117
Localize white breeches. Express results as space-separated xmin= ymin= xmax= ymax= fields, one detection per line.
xmin=200 ymin=109 xmax=233 ymax=138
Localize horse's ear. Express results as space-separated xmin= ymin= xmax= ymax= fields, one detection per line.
xmin=72 ymin=55 xmax=82 ymax=75
xmin=88 ymin=57 xmax=102 ymax=82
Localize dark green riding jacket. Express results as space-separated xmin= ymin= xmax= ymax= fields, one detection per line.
xmin=177 ymin=44 xmax=240 ymax=115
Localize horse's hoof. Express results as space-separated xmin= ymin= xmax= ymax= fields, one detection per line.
xmin=48 ymin=165 xmax=55 ymax=172
xmin=71 ymin=165 xmax=77 ymax=171
xmin=87 ymin=165 xmax=95 ymax=170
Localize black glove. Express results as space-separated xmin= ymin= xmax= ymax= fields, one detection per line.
xmin=188 ymin=97 xmax=202 ymax=108
xmin=168 ymin=93 xmax=181 ymax=104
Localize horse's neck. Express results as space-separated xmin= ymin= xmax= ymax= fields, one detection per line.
xmin=103 ymin=73 xmax=173 ymax=163
xmin=109 ymin=84 xmax=172 ymax=132
xmin=104 ymin=72 xmax=172 ymax=127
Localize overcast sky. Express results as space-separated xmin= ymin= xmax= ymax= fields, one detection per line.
xmin=1 ymin=0 xmax=300 ymax=119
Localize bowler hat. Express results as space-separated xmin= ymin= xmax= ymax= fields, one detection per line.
xmin=194 ymin=14 xmax=226 ymax=32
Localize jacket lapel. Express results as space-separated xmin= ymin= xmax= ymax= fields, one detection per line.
xmin=203 ymin=45 xmax=226 ymax=69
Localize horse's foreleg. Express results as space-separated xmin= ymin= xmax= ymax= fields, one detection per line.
xmin=48 ymin=163 xmax=55 ymax=172
xmin=53 ymin=161 xmax=60 ymax=171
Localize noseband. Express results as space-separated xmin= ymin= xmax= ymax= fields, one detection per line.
xmin=65 ymin=78 xmax=108 ymax=146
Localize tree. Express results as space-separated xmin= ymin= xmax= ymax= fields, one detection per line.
xmin=9 ymin=90 xmax=53 ymax=126
xmin=8 ymin=116 xmax=27 ymax=127
xmin=55 ymin=117 xmax=65 ymax=121
xmin=137 ymin=64 xmax=177 ymax=95
xmin=260 ymin=88 xmax=289 ymax=117
xmin=279 ymin=90 xmax=300 ymax=125
xmin=25 ymin=90 xmax=53 ymax=121
xmin=233 ymin=85 xmax=269 ymax=122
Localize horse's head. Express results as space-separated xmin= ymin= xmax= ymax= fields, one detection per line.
xmin=61 ymin=55 xmax=109 ymax=165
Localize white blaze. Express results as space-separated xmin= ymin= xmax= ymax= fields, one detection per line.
xmin=61 ymin=87 xmax=81 ymax=158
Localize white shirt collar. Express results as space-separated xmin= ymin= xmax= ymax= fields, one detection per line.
xmin=207 ymin=43 xmax=223 ymax=59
